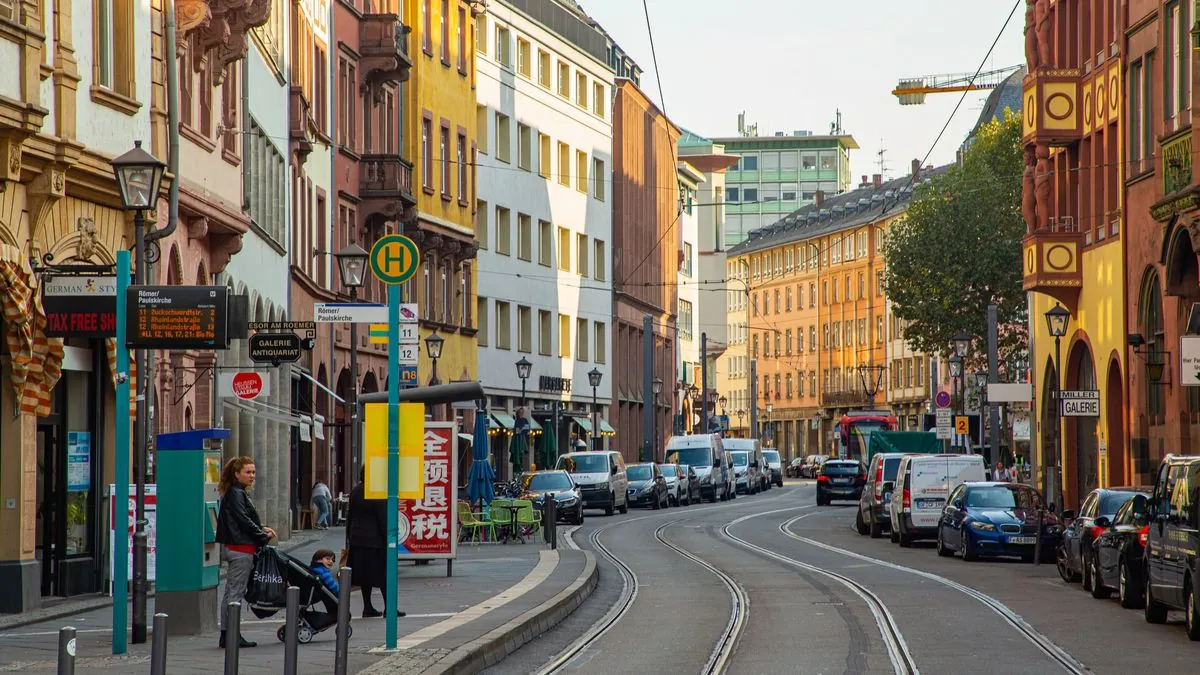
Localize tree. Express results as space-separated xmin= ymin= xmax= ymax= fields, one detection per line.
xmin=882 ymin=111 xmax=1027 ymax=365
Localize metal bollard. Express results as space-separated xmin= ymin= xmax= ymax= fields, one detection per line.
xmin=542 ymin=494 xmax=557 ymax=550
xmin=223 ymin=602 xmax=241 ymax=675
xmin=150 ymin=613 xmax=169 ymax=675
xmin=284 ymin=586 xmax=300 ymax=675
xmin=1034 ymin=508 xmax=1044 ymax=567
xmin=57 ymin=626 xmax=76 ymax=675
xmin=334 ymin=566 xmax=352 ymax=675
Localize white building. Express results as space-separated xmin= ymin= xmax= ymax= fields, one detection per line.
xmin=676 ymin=162 xmax=702 ymax=431
xmin=474 ymin=0 xmax=614 ymax=477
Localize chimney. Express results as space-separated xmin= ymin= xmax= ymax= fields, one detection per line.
xmin=814 ymin=190 xmax=825 ymax=207
xmin=872 ymin=174 xmax=882 ymax=188
xmin=911 ymin=158 xmax=921 ymax=179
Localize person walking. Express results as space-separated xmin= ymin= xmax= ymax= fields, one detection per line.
xmin=215 ymin=456 xmax=275 ymax=648
xmin=346 ymin=467 xmax=406 ymax=618
xmin=311 ymin=480 xmax=333 ymax=529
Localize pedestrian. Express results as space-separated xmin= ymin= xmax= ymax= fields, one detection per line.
xmin=346 ymin=466 xmax=407 ymax=619
xmin=993 ymin=462 xmax=1013 ymax=483
xmin=310 ymin=549 xmax=340 ymax=595
xmin=311 ymin=480 xmax=332 ymax=529
xmin=215 ymin=456 xmax=275 ymax=649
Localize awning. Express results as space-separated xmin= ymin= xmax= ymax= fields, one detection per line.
xmin=573 ymin=418 xmax=593 ymax=433
xmin=458 ymin=433 xmax=474 ymax=444
xmin=599 ymin=420 xmax=616 ymax=434
xmin=300 ymin=370 xmax=346 ymax=405
xmin=490 ymin=412 xmax=515 ymax=429
xmin=527 ymin=417 xmax=543 ymax=431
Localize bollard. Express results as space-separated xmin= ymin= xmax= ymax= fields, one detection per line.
xmin=543 ymin=494 xmax=557 ymax=550
xmin=150 ymin=613 xmax=169 ymax=675
xmin=284 ymin=586 xmax=300 ymax=675
xmin=57 ymin=626 xmax=76 ymax=675
xmin=223 ymin=602 xmax=241 ymax=675
xmin=1034 ymin=508 xmax=1044 ymax=567
xmin=334 ymin=566 xmax=352 ymax=675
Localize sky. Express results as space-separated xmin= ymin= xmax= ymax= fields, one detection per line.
xmin=575 ymin=0 xmax=1026 ymax=177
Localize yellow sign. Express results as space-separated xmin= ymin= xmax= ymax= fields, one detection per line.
xmin=369 ymin=234 xmax=421 ymax=285
xmin=363 ymin=402 xmax=425 ymax=500
xmin=369 ymin=323 xmax=388 ymax=344
xmin=955 ymin=416 xmax=969 ymax=435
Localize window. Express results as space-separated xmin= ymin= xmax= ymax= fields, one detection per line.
xmin=537 ymin=49 xmax=551 ymax=87
xmin=819 ymin=151 xmax=836 ymax=170
xmin=796 ymin=327 xmax=803 ymax=352
xmin=557 ymin=142 xmax=570 ymax=186
xmin=516 ymin=37 xmax=531 ymax=77
xmin=517 ymin=306 xmax=532 ymax=352
xmin=858 ymin=319 xmax=866 ymax=345
xmin=774 ymin=289 xmax=781 ymax=313
xmin=785 ymin=286 xmax=792 ymax=311
xmin=576 ymin=150 xmax=588 ymax=192
xmin=457 ymin=6 xmax=467 ymax=71
xmin=876 ymin=271 xmax=884 ymax=296
xmin=682 ymin=243 xmax=693 ymax=277
xmin=763 ymin=332 xmax=770 ymax=357
xmin=517 ymin=123 xmax=532 ymax=170
xmin=809 ymin=283 xmax=816 ymax=307
xmin=474 ymin=13 xmax=487 ymax=53
xmin=93 ymin=0 xmax=135 ymax=99
xmin=577 ymin=233 xmax=589 ymax=276
xmin=594 ymin=240 xmax=606 ymax=281
xmin=785 ymin=373 xmax=793 ymax=399
xmin=421 ymin=117 xmax=433 ymax=189
xmin=495 ymin=25 xmax=512 ymax=67
xmin=538 ymin=133 xmax=551 ymax=179
xmin=440 ymin=125 xmax=451 ymax=197
xmin=593 ymin=82 xmax=605 ymax=117
xmin=739 ymin=154 xmax=759 ymax=171
xmin=517 ymin=213 xmax=532 ymax=261
xmin=557 ymin=62 xmax=570 ymax=98
xmin=495 ymin=301 xmax=511 ymax=349
xmin=761 ymin=184 xmax=780 ymax=202
xmin=876 ymin=316 xmax=884 ymax=343
xmin=781 ymin=183 xmax=798 ymax=201
xmin=809 ymin=326 xmax=815 ymax=352
xmin=785 ymin=329 xmax=793 ymax=355
xmin=495 ymin=206 xmax=511 ymax=255
xmin=761 ymin=152 xmax=779 ymax=172
xmin=594 ymin=322 xmax=607 ymax=364
xmin=822 ymin=324 xmax=829 ymax=347
xmin=476 ymin=200 xmax=488 ymax=249
xmin=593 ymin=158 xmax=606 ymax=201
xmin=822 ymin=280 xmax=828 ymax=304
xmin=495 ymin=113 xmax=511 ymax=163
xmin=858 ymin=272 xmax=865 ymax=299
xmin=457 ymin=132 xmax=468 ymax=200
xmin=743 ymin=187 xmax=758 ymax=202
xmin=577 ymin=318 xmax=589 ymax=361
xmin=726 ymin=187 xmax=740 ymax=202
xmin=477 ymin=298 xmax=489 ymax=346
xmin=557 ymin=226 xmax=571 ymax=271
xmin=538 ymin=310 xmax=552 ymax=355
xmin=476 ymin=105 xmax=488 ymax=154
xmin=440 ymin=0 xmax=450 ymax=63
xmin=679 ymin=300 xmax=694 ymax=340
xmin=576 ymin=72 xmax=587 ymax=108
xmin=1129 ymin=57 xmax=1152 ymax=167
xmin=422 ymin=0 xmax=433 ymax=53
xmin=539 ymin=220 xmax=552 ymax=266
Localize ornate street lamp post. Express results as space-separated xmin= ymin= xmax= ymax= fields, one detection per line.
xmin=334 ymin=243 xmax=368 ymax=493
xmin=948 ymin=353 xmax=963 ymax=451
xmin=652 ymin=377 xmax=664 ymax=461
xmin=588 ymin=367 xmax=603 ymax=451
xmin=515 ymin=356 xmax=532 ymax=406
xmin=1044 ymin=303 xmax=1071 ymax=512
xmin=424 ymin=330 xmax=444 ymax=385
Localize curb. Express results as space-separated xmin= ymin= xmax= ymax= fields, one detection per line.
xmin=422 ymin=550 xmax=599 ymax=675
xmin=0 ymin=530 xmax=326 ymax=632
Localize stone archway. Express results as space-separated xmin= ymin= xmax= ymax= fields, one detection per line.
xmin=1066 ymin=340 xmax=1098 ymax=508
xmin=1105 ymin=357 xmax=1126 ymax=487
xmin=361 ymin=370 xmax=379 ymax=394
xmin=1041 ymin=355 xmax=1060 ymax=509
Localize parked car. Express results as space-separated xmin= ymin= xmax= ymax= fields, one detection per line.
xmin=519 ymin=470 xmax=584 ymax=525
xmin=1143 ymin=454 xmax=1200 ymax=637
xmin=1092 ymin=491 xmax=1151 ymax=607
xmin=856 ymin=452 xmax=906 ymax=538
xmin=666 ymin=434 xmax=732 ymax=502
xmin=802 ymin=455 xmax=829 ymax=478
xmin=626 ymin=463 xmax=669 ymax=509
xmin=935 ymin=482 xmax=1062 ymax=562
xmin=816 ymin=459 xmax=865 ymax=505
xmin=727 ymin=449 xmax=761 ymax=495
xmin=659 ymin=462 xmax=694 ymax=506
xmin=762 ymin=450 xmax=784 ymax=487
xmin=889 ymin=454 xmax=986 ymax=546
xmin=679 ymin=464 xmax=701 ymax=504
xmin=788 ymin=457 xmax=805 ymax=478
xmin=555 ymin=451 xmax=629 ymax=516
xmin=1057 ymin=487 xmax=1151 ymax=592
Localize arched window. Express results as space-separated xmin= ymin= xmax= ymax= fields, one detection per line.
xmin=1142 ymin=275 xmax=1164 ymax=421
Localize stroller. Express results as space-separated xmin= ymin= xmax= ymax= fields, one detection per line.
xmin=250 ymin=549 xmax=352 ymax=644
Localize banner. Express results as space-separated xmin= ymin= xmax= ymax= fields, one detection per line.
xmin=109 ymin=484 xmax=157 ymax=592
xmin=397 ymin=423 xmax=457 ymax=560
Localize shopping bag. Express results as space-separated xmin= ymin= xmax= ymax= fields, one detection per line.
xmin=245 ymin=546 xmax=288 ymax=608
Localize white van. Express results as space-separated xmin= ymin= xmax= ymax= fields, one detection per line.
xmin=555 ymin=451 xmax=629 ymax=516
xmin=665 ymin=434 xmax=732 ymax=502
xmin=888 ymin=454 xmax=986 ymax=547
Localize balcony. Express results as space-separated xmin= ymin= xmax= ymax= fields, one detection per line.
xmin=288 ymin=86 xmax=314 ymax=162
xmin=1022 ymin=216 xmax=1083 ymax=308
xmin=359 ymin=154 xmax=416 ymax=227
xmin=361 ymin=14 xmax=413 ymax=90
xmin=1021 ymin=69 xmax=1082 ymax=147
xmin=1162 ymin=132 xmax=1193 ymax=197
xmin=821 ymin=388 xmax=869 ymax=409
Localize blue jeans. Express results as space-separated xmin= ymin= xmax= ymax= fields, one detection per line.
xmin=313 ymin=495 xmax=330 ymax=527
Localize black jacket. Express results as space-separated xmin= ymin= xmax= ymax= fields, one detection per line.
xmin=216 ymin=484 xmax=270 ymax=547
xmin=346 ymin=483 xmax=387 ymax=548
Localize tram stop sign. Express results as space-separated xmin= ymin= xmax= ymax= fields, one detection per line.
xmin=370 ymin=234 xmax=421 ymax=285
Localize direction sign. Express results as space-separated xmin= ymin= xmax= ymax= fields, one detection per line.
xmin=399 ymin=364 xmax=418 ymax=387
xmin=934 ymin=390 xmax=951 ymax=409
xmin=369 ymin=234 xmax=421 ymax=285
xmin=397 ymin=343 xmax=419 ymax=365
xmin=1060 ymin=390 xmax=1100 ymax=417
xmin=126 ymin=285 xmax=230 ymax=349
xmin=314 ymin=303 xmax=389 ymax=323
xmin=249 ymin=333 xmax=302 ymax=364
xmin=247 ymin=321 xmax=316 ymax=332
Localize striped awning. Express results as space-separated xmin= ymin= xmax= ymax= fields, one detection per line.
xmin=0 ymin=244 xmax=64 ymax=416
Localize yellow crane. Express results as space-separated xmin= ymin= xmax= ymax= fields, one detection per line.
xmin=892 ymin=65 xmax=1023 ymax=105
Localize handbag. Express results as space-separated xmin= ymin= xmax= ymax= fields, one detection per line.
xmin=245 ymin=546 xmax=288 ymax=609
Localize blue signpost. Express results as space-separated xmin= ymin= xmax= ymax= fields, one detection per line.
xmin=113 ymin=250 xmax=131 ymax=654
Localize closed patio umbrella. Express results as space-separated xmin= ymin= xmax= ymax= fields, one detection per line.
xmin=510 ymin=430 xmax=528 ymax=477
xmin=539 ymin=419 xmax=558 ymax=470
xmin=466 ymin=409 xmax=495 ymax=507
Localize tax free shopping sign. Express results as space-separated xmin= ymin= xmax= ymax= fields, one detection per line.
xmin=397 ymin=423 xmax=458 ymax=560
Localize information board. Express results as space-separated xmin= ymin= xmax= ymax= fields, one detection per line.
xmin=126 ymin=286 xmax=229 ymax=349
xmin=43 ymin=276 xmax=117 ymax=338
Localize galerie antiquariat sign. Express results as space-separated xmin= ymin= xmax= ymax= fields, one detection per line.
xmin=43 ymin=276 xmax=118 ymax=338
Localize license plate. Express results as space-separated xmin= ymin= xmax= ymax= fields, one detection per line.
xmin=833 ymin=478 xmax=852 ymax=484
xmin=916 ymin=499 xmax=943 ymax=510
xmin=1007 ymin=536 xmax=1035 ymax=545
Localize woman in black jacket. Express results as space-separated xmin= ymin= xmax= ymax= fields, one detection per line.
xmin=346 ymin=467 xmax=405 ymax=618
xmin=215 ymin=456 xmax=275 ymax=647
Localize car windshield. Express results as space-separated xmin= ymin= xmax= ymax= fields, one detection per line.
xmin=763 ymin=451 xmax=780 ymax=463
xmin=659 ymin=465 xmax=677 ymax=477
xmin=1116 ymin=495 xmax=1150 ymax=525
xmin=1100 ymin=491 xmax=1147 ymax=516
xmin=627 ymin=465 xmax=653 ymax=481
xmin=882 ymin=457 xmax=903 ymax=481
xmin=731 ymin=452 xmax=749 ymax=467
xmin=966 ymin=486 xmax=1043 ymax=509
xmin=822 ymin=461 xmax=860 ymax=476
xmin=667 ymin=447 xmax=713 ymax=467
xmin=524 ymin=473 xmax=573 ymax=492
xmin=558 ymin=454 xmax=608 ymax=473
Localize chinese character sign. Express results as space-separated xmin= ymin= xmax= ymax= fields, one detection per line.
xmin=397 ymin=423 xmax=458 ymax=559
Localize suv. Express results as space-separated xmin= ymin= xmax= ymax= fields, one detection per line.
xmin=816 ymin=459 xmax=865 ymax=505
xmin=1144 ymin=454 xmax=1200 ymax=637
xmin=724 ymin=439 xmax=763 ymax=495
xmin=856 ymin=452 xmax=906 ymax=538
xmin=555 ymin=451 xmax=629 ymax=516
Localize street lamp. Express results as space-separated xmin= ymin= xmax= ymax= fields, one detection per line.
xmin=334 ymin=243 xmax=369 ymax=493
xmin=953 ymin=331 xmax=971 ymax=358
xmin=948 ymin=353 xmax=963 ymax=449
xmin=765 ymin=402 xmax=773 ymax=443
xmin=588 ymin=367 xmax=603 ymax=451
xmin=110 ymin=140 xmax=166 ymax=646
xmin=424 ymin=330 xmax=445 ymax=385
xmin=736 ymin=408 xmax=745 ymax=436
xmin=515 ymin=356 xmax=532 ymax=405
xmin=653 ymin=376 xmax=663 ymax=461
xmin=1044 ymin=303 xmax=1071 ymax=511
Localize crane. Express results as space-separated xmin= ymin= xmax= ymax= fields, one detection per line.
xmin=892 ymin=65 xmax=1024 ymax=105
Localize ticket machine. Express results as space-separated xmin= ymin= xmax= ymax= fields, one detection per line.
xmin=154 ymin=428 xmax=229 ymax=635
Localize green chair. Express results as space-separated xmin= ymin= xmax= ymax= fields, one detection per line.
xmin=512 ymin=499 xmax=542 ymax=541
xmin=489 ymin=499 xmax=515 ymax=541
xmin=457 ymin=500 xmax=493 ymax=544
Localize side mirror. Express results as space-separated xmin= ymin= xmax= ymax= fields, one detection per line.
xmin=1047 ymin=503 xmax=1057 ymax=514
xmin=611 ymin=465 xmax=619 ymax=476
xmin=713 ymin=459 xmax=721 ymax=468
xmin=1060 ymin=509 xmax=1075 ymax=521
xmin=1093 ymin=516 xmax=1111 ymax=528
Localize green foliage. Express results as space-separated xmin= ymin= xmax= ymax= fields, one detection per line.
xmin=882 ymin=111 xmax=1027 ymax=364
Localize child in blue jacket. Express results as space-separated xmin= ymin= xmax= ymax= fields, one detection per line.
xmin=310 ymin=549 xmax=340 ymax=595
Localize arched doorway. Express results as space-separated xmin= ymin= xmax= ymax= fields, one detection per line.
xmin=1066 ymin=342 xmax=1099 ymax=507
xmin=1040 ymin=356 xmax=1060 ymax=509
xmin=334 ymin=368 xmax=353 ymax=494
xmin=1105 ymin=358 xmax=1125 ymax=487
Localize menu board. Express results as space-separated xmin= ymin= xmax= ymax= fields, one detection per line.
xmin=126 ymin=286 xmax=229 ymax=349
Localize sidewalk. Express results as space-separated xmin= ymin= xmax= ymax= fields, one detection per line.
xmin=0 ymin=527 xmax=597 ymax=675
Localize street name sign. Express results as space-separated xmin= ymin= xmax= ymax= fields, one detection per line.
xmin=314 ymin=303 xmax=388 ymax=323
xmin=1060 ymin=390 xmax=1100 ymax=417
xmin=1181 ymin=335 xmax=1200 ymax=387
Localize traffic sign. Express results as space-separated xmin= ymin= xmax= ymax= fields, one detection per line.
xmin=369 ymin=323 xmax=388 ymax=345
xmin=248 ymin=333 xmax=302 ymax=364
xmin=955 ymin=416 xmax=970 ymax=435
xmin=1060 ymin=390 xmax=1100 ymax=417
xmin=934 ymin=390 xmax=951 ymax=409
xmin=397 ymin=343 xmax=419 ymax=365
xmin=314 ymin=303 xmax=388 ymax=323
xmin=369 ymin=234 xmax=421 ymax=285
xmin=400 ymin=303 xmax=419 ymax=322
xmin=935 ymin=408 xmax=952 ymax=439
xmin=399 ymin=364 xmax=418 ymax=386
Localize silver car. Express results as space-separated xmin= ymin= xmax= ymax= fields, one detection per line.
xmin=659 ymin=462 xmax=697 ymax=506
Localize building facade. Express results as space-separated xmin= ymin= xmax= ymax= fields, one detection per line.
xmin=612 ymin=78 xmax=679 ymax=463
xmin=676 ymin=161 xmax=702 ymax=431
xmin=474 ymin=0 xmax=614 ymax=475
xmin=721 ymin=258 xmax=750 ymax=437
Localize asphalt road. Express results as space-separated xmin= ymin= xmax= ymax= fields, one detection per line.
xmin=489 ymin=480 xmax=1200 ymax=675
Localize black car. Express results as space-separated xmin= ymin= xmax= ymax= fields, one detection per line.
xmin=816 ymin=460 xmax=865 ymax=506
xmin=519 ymin=471 xmax=585 ymax=525
xmin=626 ymin=463 xmax=669 ymax=509
xmin=1144 ymin=454 xmax=1200 ymax=638
xmin=1057 ymin=487 xmax=1150 ymax=591
xmin=1092 ymin=491 xmax=1151 ymax=607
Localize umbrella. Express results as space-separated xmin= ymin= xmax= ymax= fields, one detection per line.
xmin=510 ymin=430 xmax=528 ymax=477
xmin=466 ymin=410 xmax=495 ymax=507
xmin=539 ymin=419 xmax=558 ymax=470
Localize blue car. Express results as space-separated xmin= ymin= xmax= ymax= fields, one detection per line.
xmin=935 ymin=482 xmax=1063 ymax=562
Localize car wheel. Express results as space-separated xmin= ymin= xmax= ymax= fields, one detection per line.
xmin=898 ymin=529 xmax=912 ymax=548
xmin=618 ymin=499 xmax=628 ymax=514
xmin=1081 ymin=551 xmax=1093 ymax=592
xmin=1119 ymin=559 xmax=1142 ymax=609
xmin=936 ymin=530 xmax=953 ymax=557
xmin=855 ymin=509 xmax=869 ymax=536
xmin=1090 ymin=554 xmax=1112 ymax=599
xmin=1145 ymin=567 xmax=1168 ymax=624
xmin=960 ymin=531 xmax=977 ymax=561
xmin=869 ymin=514 xmax=883 ymax=539
xmin=1056 ymin=544 xmax=1079 ymax=583
xmin=605 ymin=494 xmax=615 ymax=517
xmin=890 ymin=525 xmax=900 ymax=543
xmin=1188 ymin=581 xmax=1200 ymax=641
xmin=816 ymin=492 xmax=826 ymax=507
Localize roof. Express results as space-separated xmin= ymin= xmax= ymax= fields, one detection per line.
xmin=678 ymin=127 xmax=713 ymax=147
xmin=726 ymin=164 xmax=953 ymax=256
xmin=963 ymin=66 xmax=1026 ymax=148
xmin=710 ymin=134 xmax=861 ymax=151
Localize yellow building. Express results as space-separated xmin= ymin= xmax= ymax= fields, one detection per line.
xmin=721 ymin=259 xmax=750 ymax=436
xmin=403 ymin=0 xmax=480 ymax=387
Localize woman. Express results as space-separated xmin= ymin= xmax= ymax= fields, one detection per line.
xmin=346 ymin=467 xmax=406 ymax=618
xmin=215 ymin=456 xmax=275 ymax=648
xmin=311 ymin=480 xmax=332 ymax=529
